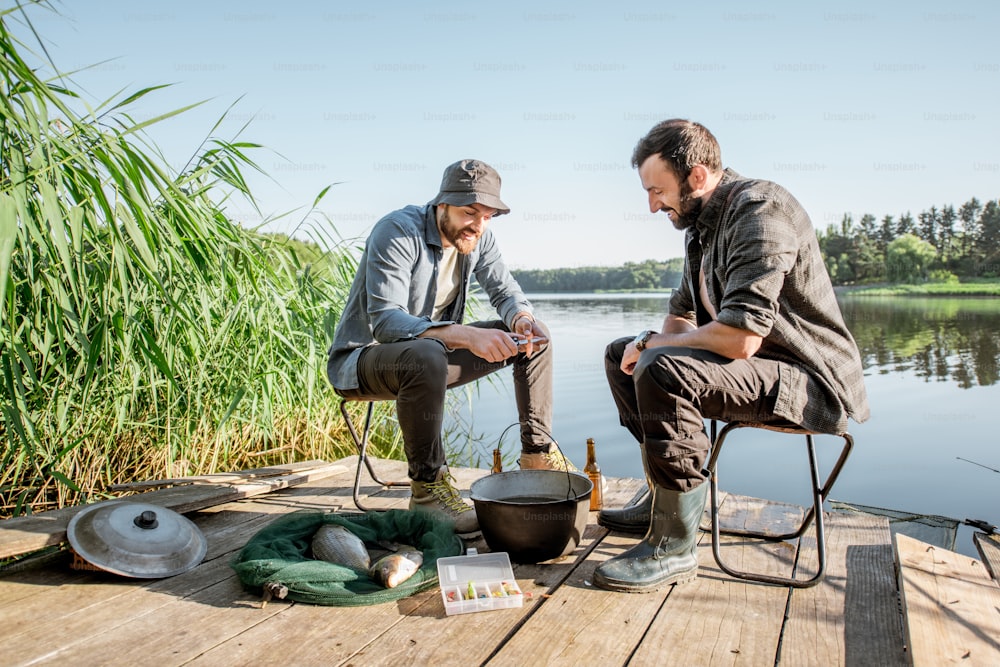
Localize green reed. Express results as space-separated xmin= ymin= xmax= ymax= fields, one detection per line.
xmin=0 ymin=3 xmax=401 ymax=516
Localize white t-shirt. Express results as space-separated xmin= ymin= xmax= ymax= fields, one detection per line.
xmin=432 ymin=246 xmax=462 ymax=321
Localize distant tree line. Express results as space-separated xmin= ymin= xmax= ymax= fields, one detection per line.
xmin=817 ymin=196 xmax=1000 ymax=285
xmin=511 ymin=196 xmax=1000 ymax=290
xmin=512 ymin=258 xmax=684 ymax=292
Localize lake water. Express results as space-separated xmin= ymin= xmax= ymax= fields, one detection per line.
xmin=445 ymin=292 xmax=1000 ymax=558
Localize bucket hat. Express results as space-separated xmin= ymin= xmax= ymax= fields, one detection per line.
xmin=430 ymin=159 xmax=510 ymax=215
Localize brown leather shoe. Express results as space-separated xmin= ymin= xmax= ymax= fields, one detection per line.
xmin=409 ymin=468 xmax=480 ymax=538
xmin=519 ymin=449 xmax=578 ymax=472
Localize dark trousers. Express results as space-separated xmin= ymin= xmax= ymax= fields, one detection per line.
xmin=338 ymin=320 xmax=553 ymax=482
xmin=604 ymin=336 xmax=788 ymax=492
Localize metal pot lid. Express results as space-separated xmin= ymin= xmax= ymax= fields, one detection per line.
xmin=66 ymin=500 xmax=207 ymax=578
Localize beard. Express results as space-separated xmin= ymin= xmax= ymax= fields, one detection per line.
xmin=670 ymin=179 xmax=704 ymax=231
xmin=439 ymin=206 xmax=481 ymax=254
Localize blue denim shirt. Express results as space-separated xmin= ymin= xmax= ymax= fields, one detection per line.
xmin=327 ymin=203 xmax=533 ymax=391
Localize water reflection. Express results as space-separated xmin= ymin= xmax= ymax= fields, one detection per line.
xmin=840 ymin=297 xmax=1000 ymax=388
xmin=517 ymin=292 xmax=671 ymax=318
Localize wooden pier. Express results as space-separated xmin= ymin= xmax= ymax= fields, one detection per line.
xmin=2 ymin=456 xmax=999 ymax=666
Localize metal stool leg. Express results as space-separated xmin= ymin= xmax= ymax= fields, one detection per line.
xmin=339 ymin=400 xmax=408 ymax=512
xmin=706 ymin=420 xmax=854 ymax=588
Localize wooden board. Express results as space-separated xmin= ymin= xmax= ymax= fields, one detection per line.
xmin=713 ymin=491 xmax=805 ymax=536
xmin=632 ymin=499 xmax=796 ymax=666
xmin=460 ymin=478 xmax=650 ymax=667
xmin=0 ymin=468 xmax=365 ymax=665
xmin=973 ymin=532 xmax=1000 ymax=583
xmin=896 ymin=532 xmax=1000 ymax=666
xmin=339 ymin=523 xmax=604 ymax=666
xmin=487 ymin=530 xmax=674 ymax=666
xmin=0 ymin=473 xmax=361 ymax=610
xmin=246 ymin=474 xmax=644 ymax=667
xmin=782 ymin=512 xmax=906 ymax=666
xmin=0 ymin=458 xmax=920 ymax=667
xmin=106 ymin=459 xmax=333 ymax=490
xmin=0 ymin=462 xmax=347 ymax=560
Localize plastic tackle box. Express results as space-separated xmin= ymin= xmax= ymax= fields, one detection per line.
xmin=437 ymin=549 xmax=523 ymax=616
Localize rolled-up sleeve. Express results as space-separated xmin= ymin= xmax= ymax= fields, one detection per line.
xmin=715 ymin=197 xmax=797 ymax=337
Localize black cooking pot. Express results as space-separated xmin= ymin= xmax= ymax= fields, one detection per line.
xmin=470 ymin=470 xmax=593 ymax=564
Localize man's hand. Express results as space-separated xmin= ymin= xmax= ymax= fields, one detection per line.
xmin=419 ymin=318 xmax=549 ymax=362
xmin=419 ymin=324 xmax=519 ymax=363
xmin=511 ymin=315 xmax=547 ymax=358
xmin=469 ymin=327 xmax=520 ymax=363
xmin=619 ymin=319 xmax=763 ymax=374
xmin=620 ymin=339 xmax=643 ymax=375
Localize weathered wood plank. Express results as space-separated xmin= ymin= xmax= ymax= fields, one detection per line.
xmin=339 ymin=525 xmax=602 ymax=666
xmin=630 ymin=497 xmax=797 ymax=666
xmin=189 ymin=590 xmax=441 ymax=666
xmin=106 ymin=458 xmax=333 ymax=490
xmin=0 ymin=477 xmax=356 ymax=611
xmin=191 ymin=472 xmax=643 ymax=667
xmin=314 ymin=476 xmax=646 ymax=667
xmin=2 ymin=558 xmax=252 ymax=667
xmin=714 ymin=491 xmax=805 ymax=535
xmin=973 ymin=532 xmax=1000 ymax=583
xmin=0 ymin=470 xmax=359 ymax=649
xmin=896 ymin=532 xmax=1000 ymax=666
xmin=488 ymin=483 xmax=707 ymax=666
xmin=488 ymin=531 xmax=670 ymax=667
xmin=0 ymin=462 xmax=348 ymax=560
xmin=29 ymin=462 xmax=416 ymax=664
xmin=484 ymin=490 xmax=790 ymax=666
xmin=1 ymin=467 xmax=380 ymax=666
xmin=782 ymin=512 xmax=906 ymax=667
xmin=706 ymin=493 xmax=803 ymax=579
xmin=9 ymin=559 xmax=285 ymax=667
xmin=2 ymin=457 xmax=977 ymax=667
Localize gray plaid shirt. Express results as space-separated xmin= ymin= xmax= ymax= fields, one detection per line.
xmin=669 ymin=169 xmax=870 ymax=433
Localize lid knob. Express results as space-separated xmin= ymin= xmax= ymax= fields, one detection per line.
xmin=133 ymin=510 xmax=159 ymax=529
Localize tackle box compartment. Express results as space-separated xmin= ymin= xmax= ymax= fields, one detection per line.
xmin=437 ymin=549 xmax=523 ymax=616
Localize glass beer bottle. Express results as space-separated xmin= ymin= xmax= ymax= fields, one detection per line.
xmin=491 ymin=447 xmax=503 ymax=473
xmin=584 ymin=438 xmax=603 ymax=510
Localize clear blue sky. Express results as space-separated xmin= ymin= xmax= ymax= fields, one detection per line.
xmin=8 ymin=0 xmax=999 ymax=269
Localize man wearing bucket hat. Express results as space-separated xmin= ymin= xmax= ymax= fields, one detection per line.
xmin=327 ymin=159 xmax=570 ymax=538
xmin=594 ymin=120 xmax=869 ymax=592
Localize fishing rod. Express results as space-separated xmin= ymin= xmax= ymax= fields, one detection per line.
xmin=954 ymin=458 xmax=999 ymax=534
xmin=956 ymin=456 xmax=1000 ymax=474
xmin=964 ymin=518 xmax=998 ymax=535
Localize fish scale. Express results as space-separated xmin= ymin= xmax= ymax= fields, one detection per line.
xmin=310 ymin=524 xmax=371 ymax=570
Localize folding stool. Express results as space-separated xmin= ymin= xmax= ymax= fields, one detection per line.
xmin=706 ymin=419 xmax=854 ymax=588
xmin=338 ymin=399 xmax=409 ymax=512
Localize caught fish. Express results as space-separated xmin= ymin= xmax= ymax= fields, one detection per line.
xmin=373 ymin=540 xmax=416 ymax=554
xmin=369 ymin=550 xmax=423 ymax=588
xmin=311 ymin=524 xmax=370 ymax=570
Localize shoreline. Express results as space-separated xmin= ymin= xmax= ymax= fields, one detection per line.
xmin=520 ymin=280 xmax=1000 ymax=298
xmin=837 ymin=280 xmax=1000 ymax=297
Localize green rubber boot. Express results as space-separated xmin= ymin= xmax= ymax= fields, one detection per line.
xmin=597 ymin=486 xmax=651 ymax=534
xmin=597 ymin=446 xmax=651 ymax=534
xmin=592 ymin=480 xmax=708 ymax=593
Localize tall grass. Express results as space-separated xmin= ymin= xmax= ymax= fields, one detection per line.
xmin=0 ymin=3 xmax=400 ymax=517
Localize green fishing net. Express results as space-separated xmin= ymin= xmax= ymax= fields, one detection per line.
xmin=231 ymin=509 xmax=464 ymax=606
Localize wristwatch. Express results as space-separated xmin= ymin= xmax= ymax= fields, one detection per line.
xmin=633 ymin=329 xmax=656 ymax=352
